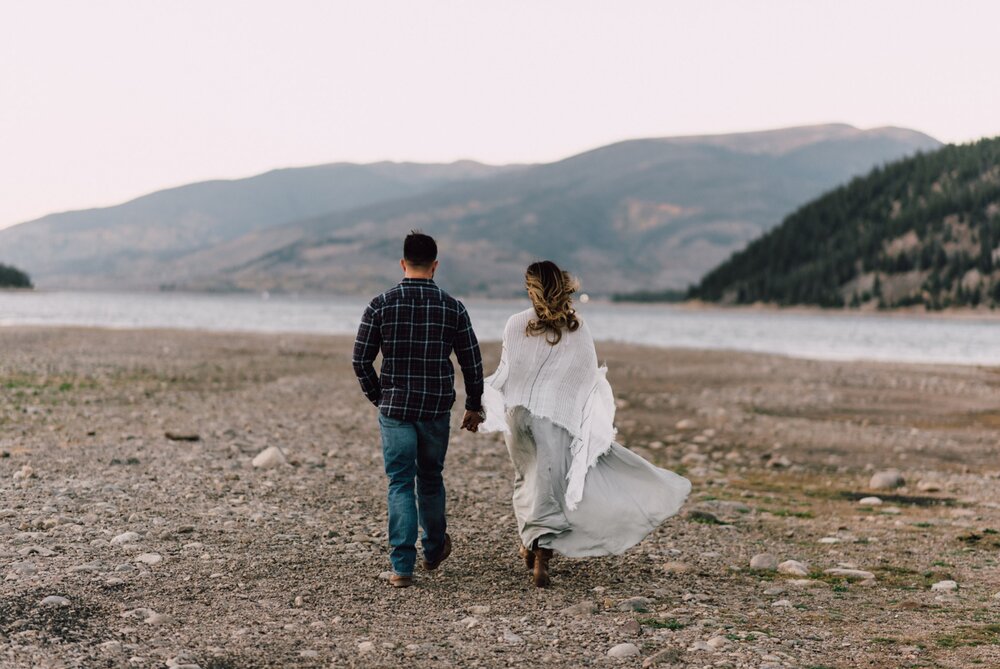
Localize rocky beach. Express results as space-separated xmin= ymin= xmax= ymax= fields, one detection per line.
xmin=2 ymin=326 xmax=1000 ymax=668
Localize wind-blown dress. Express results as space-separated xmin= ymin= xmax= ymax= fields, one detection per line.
xmin=480 ymin=309 xmax=691 ymax=557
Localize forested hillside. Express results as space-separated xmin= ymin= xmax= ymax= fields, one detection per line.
xmin=0 ymin=263 xmax=32 ymax=288
xmin=692 ymin=138 xmax=1000 ymax=309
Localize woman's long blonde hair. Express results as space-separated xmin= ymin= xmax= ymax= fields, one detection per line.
xmin=525 ymin=260 xmax=580 ymax=345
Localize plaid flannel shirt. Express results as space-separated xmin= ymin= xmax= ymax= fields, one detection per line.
xmin=352 ymin=278 xmax=484 ymax=421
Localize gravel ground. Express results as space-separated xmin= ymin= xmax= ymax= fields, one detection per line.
xmin=2 ymin=327 xmax=1000 ymax=668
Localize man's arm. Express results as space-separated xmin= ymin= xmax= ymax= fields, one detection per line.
xmin=352 ymin=300 xmax=382 ymax=407
xmin=454 ymin=302 xmax=484 ymax=413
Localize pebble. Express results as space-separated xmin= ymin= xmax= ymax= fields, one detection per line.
xmin=357 ymin=641 xmax=375 ymax=653
xmin=299 ymin=650 xmax=319 ymax=658
xmin=502 ymin=629 xmax=524 ymax=644
xmin=469 ymin=605 xmax=490 ymax=615
xmin=778 ymin=560 xmax=809 ymax=577
xmin=9 ymin=561 xmax=36 ymax=577
xmin=824 ymin=568 xmax=875 ymax=581
xmin=917 ymin=480 xmax=943 ymax=492
xmin=40 ymin=595 xmax=71 ymax=607
xmin=607 ymin=643 xmax=640 ymax=658
xmin=858 ymin=496 xmax=883 ymax=505
xmin=675 ymin=419 xmax=697 ymax=430
xmin=135 ymin=553 xmax=163 ymax=565
xmin=750 ymin=553 xmax=778 ymax=571
xmin=706 ymin=636 xmax=728 ymax=649
xmin=662 ymin=561 xmax=692 ymax=574
xmin=931 ymin=580 xmax=958 ymax=592
xmin=818 ymin=537 xmax=841 ymax=544
xmin=252 ymin=446 xmax=287 ymax=468
xmin=687 ymin=641 xmax=714 ymax=652
xmin=772 ymin=599 xmax=792 ymax=608
xmin=618 ymin=596 xmax=655 ymax=612
xmin=111 ymin=531 xmax=141 ymax=546
xmin=869 ymin=469 xmax=905 ymax=489
xmin=18 ymin=545 xmax=55 ymax=557
xmin=561 ymin=600 xmax=597 ymax=616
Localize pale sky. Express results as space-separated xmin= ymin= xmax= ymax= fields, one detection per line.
xmin=2 ymin=0 xmax=998 ymax=230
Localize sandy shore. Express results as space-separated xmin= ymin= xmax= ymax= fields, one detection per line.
xmin=1 ymin=327 xmax=999 ymax=668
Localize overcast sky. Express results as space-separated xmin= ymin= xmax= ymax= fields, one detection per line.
xmin=1 ymin=0 xmax=998 ymax=230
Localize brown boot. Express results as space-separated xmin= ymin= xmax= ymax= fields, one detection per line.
xmin=532 ymin=546 xmax=553 ymax=587
xmin=519 ymin=544 xmax=535 ymax=570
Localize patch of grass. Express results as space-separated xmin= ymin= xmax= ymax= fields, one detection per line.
xmin=912 ymin=522 xmax=934 ymax=528
xmin=870 ymin=637 xmax=898 ymax=645
xmin=931 ymin=561 xmax=951 ymax=567
xmin=638 ymin=617 xmax=685 ymax=630
xmin=759 ymin=507 xmax=814 ymax=519
xmin=937 ymin=624 xmax=1000 ymax=648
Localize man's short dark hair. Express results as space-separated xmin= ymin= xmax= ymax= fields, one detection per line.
xmin=404 ymin=231 xmax=437 ymax=267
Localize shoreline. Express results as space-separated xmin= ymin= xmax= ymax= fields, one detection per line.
xmin=2 ymin=322 xmax=997 ymax=369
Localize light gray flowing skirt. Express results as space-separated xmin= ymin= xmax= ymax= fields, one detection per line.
xmin=505 ymin=406 xmax=692 ymax=557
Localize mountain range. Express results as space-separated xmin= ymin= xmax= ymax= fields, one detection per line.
xmin=0 ymin=124 xmax=940 ymax=296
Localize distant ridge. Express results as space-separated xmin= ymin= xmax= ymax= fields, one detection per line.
xmin=0 ymin=124 xmax=940 ymax=295
xmin=691 ymin=137 xmax=1000 ymax=309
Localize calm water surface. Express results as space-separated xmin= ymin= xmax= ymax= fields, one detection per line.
xmin=0 ymin=291 xmax=997 ymax=366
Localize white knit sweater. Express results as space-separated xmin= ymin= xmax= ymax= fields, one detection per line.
xmin=480 ymin=308 xmax=616 ymax=510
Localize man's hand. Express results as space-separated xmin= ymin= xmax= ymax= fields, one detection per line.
xmin=461 ymin=410 xmax=485 ymax=433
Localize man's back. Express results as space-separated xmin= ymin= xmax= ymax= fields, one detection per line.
xmin=353 ymin=277 xmax=484 ymax=421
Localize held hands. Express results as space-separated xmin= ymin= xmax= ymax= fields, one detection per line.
xmin=461 ymin=409 xmax=485 ymax=433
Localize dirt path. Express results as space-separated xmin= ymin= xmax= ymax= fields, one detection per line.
xmin=1 ymin=327 xmax=999 ymax=668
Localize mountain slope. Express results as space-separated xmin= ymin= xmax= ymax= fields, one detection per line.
xmin=0 ymin=161 xmax=518 ymax=287
xmin=188 ymin=124 xmax=940 ymax=296
xmin=691 ymin=137 xmax=1000 ymax=308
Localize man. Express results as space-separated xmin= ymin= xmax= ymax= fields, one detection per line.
xmin=352 ymin=231 xmax=485 ymax=588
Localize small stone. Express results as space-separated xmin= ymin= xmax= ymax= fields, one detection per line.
xmin=135 ymin=553 xmax=162 ymax=565
xmin=502 ymin=629 xmax=524 ymax=644
xmin=706 ymin=636 xmax=728 ymax=649
xmin=870 ymin=469 xmax=905 ymax=490
xmin=252 ymin=446 xmax=287 ymax=469
xmin=458 ymin=616 xmax=478 ymax=629
xmin=144 ymin=612 xmax=173 ymax=625
xmin=607 ymin=643 xmax=640 ymax=658
xmin=110 ymin=531 xmax=141 ymax=545
xmin=18 ymin=545 xmax=55 ymax=557
xmin=858 ymin=496 xmax=883 ymax=506
xmin=40 ymin=595 xmax=70 ymax=607
xmin=778 ymin=560 xmax=809 ymax=577
xmin=561 ymin=600 xmax=597 ymax=616
xmin=618 ymin=596 xmax=654 ymax=612
xmin=768 ymin=455 xmax=792 ymax=468
xmin=824 ymin=568 xmax=876 ymax=581
xmin=818 ymin=537 xmax=841 ymax=544
xmin=378 ymin=570 xmax=393 ymax=581
xmin=9 ymin=561 xmax=36 ymax=577
xmin=917 ymin=480 xmax=943 ymax=492
xmin=764 ymin=586 xmax=786 ymax=596
xmin=688 ymin=641 xmax=714 ymax=652
xmin=675 ymin=419 xmax=697 ymax=430
xmin=469 ymin=605 xmax=490 ymax=615
xmin=299 ymin=650 xmax=319 ymax=658
xmin=771 ymin=599 xmax=792 ymax=608
xmin=662 ymin=561 xmax=692 ymax=574
xmin=750 ymin=553 xmax=778 ymax=571
xmin=931 ymin=580 xmax=958 ymax=592
xmin=357 ymin=641 xmax=375 ymax=653
xmin=99 ymin=641 xmax=123 ymax=653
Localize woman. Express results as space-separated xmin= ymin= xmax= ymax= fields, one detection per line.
xmin=479 ymin=261 xmax=691 ymax=587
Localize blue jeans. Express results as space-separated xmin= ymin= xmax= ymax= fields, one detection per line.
xmin=378 ymin=412 xmax=450 ymax=576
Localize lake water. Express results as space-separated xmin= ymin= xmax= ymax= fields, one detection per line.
xmin=0 ymin=291 xmax=997 ymax=366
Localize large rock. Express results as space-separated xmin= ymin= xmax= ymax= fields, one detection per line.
xmin=252 ymin=446 xmax=287 ymax=468
xmin=750 ymin=553 xmax=778 ymax=571
xmin=869 ymin=469 xmax=905 ymax=489
xmin=778 ymin=560 xmax=809 ymax=577
xmin=824 ymin=568 xmax=875 ymax=581
xmin=608 ymin=643 xmax=640 ymax=659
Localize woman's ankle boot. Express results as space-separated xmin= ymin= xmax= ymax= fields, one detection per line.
xmin=532 ymin=547 xmax=553 ymax=587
